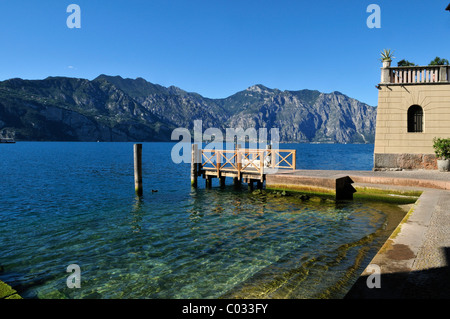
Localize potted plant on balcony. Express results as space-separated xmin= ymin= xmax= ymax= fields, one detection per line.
xmin=380 ymin=49 xmax=395 ymax=68
xmin=433 ymin=137 xmax=450 ymax=172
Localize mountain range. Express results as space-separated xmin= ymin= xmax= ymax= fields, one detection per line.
xmin=0 ymin=75 xmax=377 ymax=143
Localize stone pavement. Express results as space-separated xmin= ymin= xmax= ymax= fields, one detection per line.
xmin=345 ymin=189 xmax=450 ymax=298
xmin=413 ymin=190 xmax=450 ymax=270
xmin=276 ymin=169 xmax=450 ymax=189
xmin=281 ymin=169 xmax=450 ymax=180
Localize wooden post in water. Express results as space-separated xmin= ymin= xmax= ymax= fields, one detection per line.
xmin=216 ymin=150 xmax=221 ymax=178
xmin=220 ymin=176 xmax=226 ymax=188
xmin=236 ymin=144 xmax=242 ymax=182
xmin=206 ymin=175 xmax=212 ymax=189
xmin=134 ymin=143 xmax=143 ymax=197
xmin=266 ymin=144 xmax=272 ymax=169
xmin=256 ymin=180 xmax=263 ymax=189
xmin=191 ymin=144 xmax=198 ymax=188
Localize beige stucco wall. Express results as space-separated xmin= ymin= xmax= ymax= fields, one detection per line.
xmin=374 ymin=83 xmax=450 ymax=155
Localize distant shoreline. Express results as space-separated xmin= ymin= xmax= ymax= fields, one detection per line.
xmin=5 ymin=140 xmax=375 ymax=144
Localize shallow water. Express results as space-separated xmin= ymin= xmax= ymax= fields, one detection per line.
xmin=0 ymin=142 xmax=406 ymax=299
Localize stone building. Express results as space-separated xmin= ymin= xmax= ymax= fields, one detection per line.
xmin=373 ymin=62 xmax=450 ymax=170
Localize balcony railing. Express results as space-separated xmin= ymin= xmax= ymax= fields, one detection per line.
xmin=381 ymin=65 xmax=449 ymax=85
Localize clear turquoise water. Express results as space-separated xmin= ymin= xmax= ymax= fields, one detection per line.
xmin=0 ymin=142 xmax=403 ymax=298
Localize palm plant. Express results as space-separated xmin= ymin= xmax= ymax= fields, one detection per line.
xmin=380 ymin=49 xmax=395 ymax=62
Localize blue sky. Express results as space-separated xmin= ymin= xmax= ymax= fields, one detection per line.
xmin=0 ymin=1 xmax=448 ymax=106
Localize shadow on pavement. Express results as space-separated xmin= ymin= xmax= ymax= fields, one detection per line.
xmin=345 ymin=247 xmax=450 ymax=299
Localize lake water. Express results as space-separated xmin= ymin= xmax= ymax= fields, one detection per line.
xmin=0 ymin=142 xmax=406 ymax=299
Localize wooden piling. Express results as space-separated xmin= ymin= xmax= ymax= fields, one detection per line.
xmin=267 ymin=144 xmax=273 ymax=169
xmin=134 ymin=143 xmax=143 ymax=197
xmin=191 ymin=144 xmax=198 ymax=188
xmin=220 ymin=176 xmax=226 ymax=188
xmin=259 ymin=149 xmax=264 ymax=181
xmin=216 ymin=150 xmax=221 ymax=178
xmin=236 ymin=144 xmax=242 ymax=181
xmin=206 ymin=176 xmax=212 ymax=189
xmin=233 ymin=177 xmax=241 ymax=188
xmin=256 ymin=180 xmax=263 ymax=189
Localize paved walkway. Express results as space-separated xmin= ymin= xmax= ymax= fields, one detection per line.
xmin=277 ymin=169 xmax=450 ymax=189
xmin=279 ymin=169 xmax=450 ymax=181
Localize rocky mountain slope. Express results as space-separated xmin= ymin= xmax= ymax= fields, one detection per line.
xmin=0 ymin=75 xmax=376 ymax=143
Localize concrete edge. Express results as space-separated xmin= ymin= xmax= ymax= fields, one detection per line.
xmin=352 ymin=183 xmax=425 ymax=197
xmin=265 ymin=173 xmax=356 ymax=200
xmin=349 ymin=174 xmax=450 ymax=191
xmin=265 ymin=183 xmax=336 ymax=196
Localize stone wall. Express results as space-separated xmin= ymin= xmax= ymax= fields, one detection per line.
xmin=374 ymin=153 xmax=437 ymax=171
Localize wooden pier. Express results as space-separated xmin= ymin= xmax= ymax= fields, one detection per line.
xmin=190 ymin=144 xmax=357 ymax=199
xmin=191 ymin=144 xmax=297 ymax=189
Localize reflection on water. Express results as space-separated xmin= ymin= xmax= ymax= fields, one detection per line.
xmin=130 ymin=197 xmax=145 ymax=233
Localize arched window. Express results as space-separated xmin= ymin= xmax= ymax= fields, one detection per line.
xmin=407 ymin=105 xmax=423 ymax=132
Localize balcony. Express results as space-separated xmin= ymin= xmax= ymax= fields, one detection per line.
xmin=380 ymin=65 xmax=450 ymax=85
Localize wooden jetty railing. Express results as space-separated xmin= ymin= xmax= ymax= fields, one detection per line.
xmin=191 ymin=145 xmax=296 ymax=189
